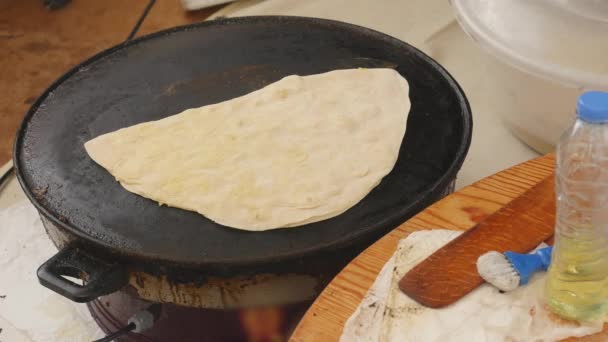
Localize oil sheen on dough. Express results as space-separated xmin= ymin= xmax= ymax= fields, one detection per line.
xmin=85 ymin=68 xmax=410 ymax=231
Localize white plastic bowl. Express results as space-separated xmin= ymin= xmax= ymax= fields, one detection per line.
xmin=450 ymin=0 xmax=608 ymax=154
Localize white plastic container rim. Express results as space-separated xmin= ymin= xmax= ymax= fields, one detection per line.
xmin=450 ymin=0 xmax=608 ymax=90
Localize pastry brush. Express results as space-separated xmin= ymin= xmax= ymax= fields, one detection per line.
xmin=476 ymin=246 xmax=553 ymax=292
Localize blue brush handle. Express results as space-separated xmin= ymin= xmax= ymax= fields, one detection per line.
xmin=504 ymin=246 xmax=553 ymax=285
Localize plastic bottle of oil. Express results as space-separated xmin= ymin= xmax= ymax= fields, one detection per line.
xmin=545 ymin=91 xmax=608 ymax=322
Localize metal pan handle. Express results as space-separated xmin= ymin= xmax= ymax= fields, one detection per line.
xmin=37 ymin=245 xmax=128 ymax=302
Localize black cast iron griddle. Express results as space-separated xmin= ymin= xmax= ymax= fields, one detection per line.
xmin=15 ymin=17 xmax=471 ymax=287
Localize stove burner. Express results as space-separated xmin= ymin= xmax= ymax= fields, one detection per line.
xmin=88 ymin=289 xmax=311 ymax=341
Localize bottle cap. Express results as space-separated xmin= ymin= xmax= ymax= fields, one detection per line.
xmin=577 ymin=91 xmax=608 ymax=123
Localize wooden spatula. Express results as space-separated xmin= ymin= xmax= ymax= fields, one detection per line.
xmin=399 ymin=175 xmax=556 ymax=308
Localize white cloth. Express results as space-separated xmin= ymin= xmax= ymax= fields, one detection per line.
xmin=181 ymin=0 xmax=235 ymax=11
xmin=341 ymin=230 xmax=603 ymax=342
xmin=0 ymin=201 xmax=104 ymax=341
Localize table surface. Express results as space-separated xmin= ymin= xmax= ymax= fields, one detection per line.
xmin=290 ymin=154 xmax=608 ymax=341
xmin=0 ymin=0 xmax=221 ymax=166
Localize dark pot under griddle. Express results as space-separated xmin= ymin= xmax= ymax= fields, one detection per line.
xmin=14 ymin=16 xmax=472 ymax=341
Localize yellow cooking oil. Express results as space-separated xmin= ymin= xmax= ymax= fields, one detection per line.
xmin=547 ymin=91 xmax=608 ymax=322
xmin=545 ymin=227 xmax=608 ymax=321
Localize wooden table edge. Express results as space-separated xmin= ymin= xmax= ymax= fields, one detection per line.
xmin=290 ymin=154 xmax=556 ymax=341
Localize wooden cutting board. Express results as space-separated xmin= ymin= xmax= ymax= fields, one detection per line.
xmin=399 ymin=175 xmax=555 ymax=308
xmin=290 ymin=154 xmax=608 ymax=341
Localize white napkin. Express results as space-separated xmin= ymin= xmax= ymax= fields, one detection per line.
xmin=181 ymin=0 xmax=236 ymax=11
xmin=341 ymin=230 xmax=603 ymax=342
xmin=0 ymin=201 xmax=104 ymax=342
